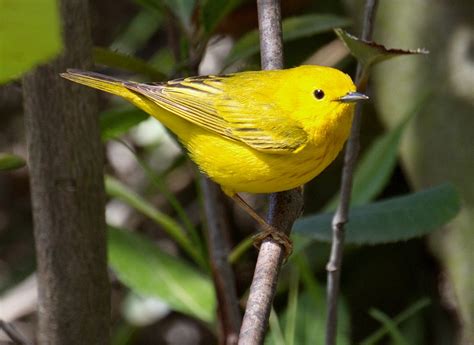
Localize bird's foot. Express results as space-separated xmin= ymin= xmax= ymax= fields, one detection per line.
xmin=253 ymin=224 xmax=293 ymax=261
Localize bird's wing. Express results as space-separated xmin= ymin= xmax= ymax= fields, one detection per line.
xmin=125 ymin=75 xmax=308 ymax=154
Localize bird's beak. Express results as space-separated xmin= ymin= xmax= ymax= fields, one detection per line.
xmin=338 ymin=91 xmax=369 ymax=103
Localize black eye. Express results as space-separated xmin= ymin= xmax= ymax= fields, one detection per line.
xmin=313 ymin=89 xmax=325 ymax=100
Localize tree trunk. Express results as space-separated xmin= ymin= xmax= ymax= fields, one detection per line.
xmin=22 ymin=0 xmax=110 ymax=344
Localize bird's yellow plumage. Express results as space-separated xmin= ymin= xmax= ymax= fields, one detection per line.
xmin=61 ymin=66 xmax=366 ymax=196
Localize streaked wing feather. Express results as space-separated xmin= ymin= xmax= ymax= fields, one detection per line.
xmin=125 ymin=78 xmax=233 ymax=139
xmin=218 ymin=99 xmax=308 ymax=152
xmin=125 ymin=75 xmax=307 ymax=153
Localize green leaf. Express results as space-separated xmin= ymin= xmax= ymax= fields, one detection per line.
xmin=150 ymin=48 xmax=176 ymax=76
xmin=348 ymin=121 xmax=406 ymax=207
xmin=284 ymin=269 xmax=299 ymax=345
xmin=324 ymin=94 xmax=429 ymax=211
xmin=100 ymin=106 xmax=149 ymax=141
xmin=266 ymin=292 xmax=350 ymax=345
xmin=199 ymin=0 xmax=243 ymax=35
xmin=294 ymin=184 xmax=461 ymax=244
xmin=163 ymin=0 xmax=196 ymax=31
xmin=226 ymin=14 xmax=350 ymax=66
xmin=108 ymin=226 xmax=216 ymax=323
xmin=334 ymin=28 xmax=428 ymax=72
xmin=282 ymin=15 xmax=350 ymax=41
xmin=267 ymin=254 xmax=350 ymax=345
xmin=114 ymin=140 xmax=205 ymax=265
xmin=134 ymin=0 xmax=194 ymax=32
xmin=94 ymin=47 xmax=166 ymax=81
xmin=368 ymin=309 xmax=410 ymax=345
xmin=268 ymin=308 xmax=286 ymax=345
xmin=361 ymin=298 xmax=430 ymax=345
xmin=105 ymin=176 xmax=207 ymax=269
xmin=110 ymin=8 xmax=163 ymax=55
xmin=300 ymin=254 xmax=351 ymax=345
xmin=0 ymin=153 xmax=26 ymax=171
xmin=324 ymin=119 xmax=408 ymax=211
xmin=228 ymin=235 xmax=253 ymax=264
xmin=0 ymin=0 xmax=62 ymax=83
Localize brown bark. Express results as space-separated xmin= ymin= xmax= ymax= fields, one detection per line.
xmin=325 ymin=1 xmax=378 ymax=344
xmin=22 ymin=0 xmax=110 ymax=344
xmin=203 ymin=178 xmax=241 ymax=345
xmin=238 ymin=2 xmax=304 ymax=344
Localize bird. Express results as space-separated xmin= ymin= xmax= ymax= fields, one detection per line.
xmin=61 ymin=65 xmax=368 ymax=256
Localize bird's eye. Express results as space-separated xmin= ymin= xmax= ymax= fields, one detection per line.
xmin=313 ymin=89 xmax=325 ymax=100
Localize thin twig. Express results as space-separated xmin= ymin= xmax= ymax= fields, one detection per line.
xmin=0 ymin=320 xmax=33 ymax=345
xmin=256 ymin=0 xmax=284 ymax=69
xmin=238 ymin=2 xmax=304 ymax=344
xmin=169 ymin=13 xmax=242 ymax=343
xmin=202 ymin=178 xmax=241 ymax=345
xmin=325 ymin=1 xmax=379 ymax=345
xmin=183 ymin=21 xmax=242 ymax=344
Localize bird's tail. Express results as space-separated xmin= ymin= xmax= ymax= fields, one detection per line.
xmin=60 ymin=69 xmax=139 ymax=100
xmin=60 ymin=69 xmax=191 ymax=138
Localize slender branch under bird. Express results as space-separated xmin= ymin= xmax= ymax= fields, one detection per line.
xmin=238 ymin=1 xmax=304 ymax=344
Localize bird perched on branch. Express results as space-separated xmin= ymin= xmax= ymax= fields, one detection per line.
xmin=61 ymin=66 xmax=367 ymax=256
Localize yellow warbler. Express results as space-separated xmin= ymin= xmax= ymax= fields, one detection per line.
xmin=61 ymin=66 xmax=367 ymax=252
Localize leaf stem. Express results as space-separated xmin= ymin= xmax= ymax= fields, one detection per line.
xmin=105 ymin=176 xmax=207 ymax=269
xmin=228 ymin=235 xmax=254 ymax=264
xmin=325 ymin=1 xmax=379 ymax=345
xmin=360 ymin=298 xmax=430 ymax=345
xmin=115 ymin=139 xmax=204 ymax=260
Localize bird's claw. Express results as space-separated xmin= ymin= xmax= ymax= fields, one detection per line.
xmin=253 ymin=225 xmax=293 ymax=261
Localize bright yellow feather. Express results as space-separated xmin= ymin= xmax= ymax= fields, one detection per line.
xmin=61 ymin=66 xmax=364 ymax=196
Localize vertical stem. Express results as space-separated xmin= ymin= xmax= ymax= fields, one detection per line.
xmin=22 ymin=0 xmax=110 ymax=344
xmin=239 ymin=1 xmax=304 ymax=344
xmin=0 ymin=320 xmax=33 ymax=345
xmin=325 ymin=1 xmax=379 ymax=345
xmin=177 ymin=14 xmax=241 ymax=344
xmin=202 ymin=178 xmax=241 ymax=345
xmin=257 ymin=0 xmax=284 ymax=70
xmin=184 ymin=22 xmax=242 ymax=342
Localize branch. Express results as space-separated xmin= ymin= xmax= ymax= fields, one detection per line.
xmin=166 ymin=14 xmax=242 ymax=343
xmin=256 ymin=0 xmax=284 ymax=69
xmin=325 ymin=1 xmax=379 ymax=345
xmin=202 ymin=178 xmax=241 ymax=345
xmin=22 ymin=0 xmax=110 ymax=343
xmin=0 ymin=320 xmax=33 ymax=345
xmin=238 ymin=1 xmax=304 ymax=344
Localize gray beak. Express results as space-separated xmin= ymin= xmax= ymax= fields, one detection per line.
xmin=338 ymin=91 xmax=369 ymax=103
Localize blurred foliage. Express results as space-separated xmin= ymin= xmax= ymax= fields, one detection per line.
xmin=0 ymin=153 xmax=26 ymax=171
xmin=334 ymin=28 xmax=428 ymax=82
xmin=265 ymin=255 xmax=350 ymax=345
xmin=100 ymin=106 xmax=149 ymax=141
xmin=106 ymin=176 xmax=207 ymax=269
xmin=108 ymin=226 xmax=216 ymax=323
xmin=94 ymin=47 xmax=166 ymax=80
xmin=324 ymin=97 xmax=423 ymax=210
xmin=295 ymin=184 xmax=460 ymax=244
xmin=225 ymin=14 xmax=350 ymax=67
xmin=199 ymin=0 xmax=244 ymax=36
xmin=0 ymin=0 xmax=62 ymax=83
xmin=0 ymin=0 xmax=469 ymax=344
xmin=373 ymin=0 xmax=474 ymax=342
xmin=360 ymin=298 xmax=431 ymax=345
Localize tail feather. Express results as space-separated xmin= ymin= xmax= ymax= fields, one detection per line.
xmin=60 ymin=69 xmax=196 ymax=138
xmin=60 ymin=69 xmax=138 ymax=100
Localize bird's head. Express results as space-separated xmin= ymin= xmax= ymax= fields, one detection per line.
xmin=278 ymin=65 xmax=368 ymax=129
